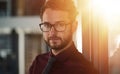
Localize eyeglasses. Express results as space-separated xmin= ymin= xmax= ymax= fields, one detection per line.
xmin=39 ymin=22 xmax=71 ymax=32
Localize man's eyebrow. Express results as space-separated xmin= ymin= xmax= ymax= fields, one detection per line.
xmin=55 ymin=21 xmax=66 ymax=23
xmin=42 ymin=21 xmax=66 ymax=23
xmin=43 ymin=21 xmax=49 ymax=23
xmin=42 ymin=21 xmax=69 ymax=24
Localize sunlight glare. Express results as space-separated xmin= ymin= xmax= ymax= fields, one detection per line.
xmin=116 ymin=35 xmax=120 ymax=48
xmin=74 ymin=0 xmax=82 ymax=53
xmin=91 ymin=0 xmax=120 ymax=24
xmin=76 ymin=20 xmax=82 ymax=53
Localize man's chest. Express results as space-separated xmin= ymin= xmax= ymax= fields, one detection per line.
xmin=42 ymin=61 xmax=85 ymax=74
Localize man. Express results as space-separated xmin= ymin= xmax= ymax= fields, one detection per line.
xmin=29 ymin=0 xmax=98 ymax=74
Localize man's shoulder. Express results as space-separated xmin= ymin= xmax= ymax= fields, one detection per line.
xmin=35 ymin=52 xmax=50 ymax=62
xmin=29 ymin=52 xmax=50 ymax=74
xmin=73 ymin=51 xmax=87 ymax=61
xmin=37 ymin=52 xmax=49 ymax=57
xmin=71 ymin=51 xmax=93 ymax=67
xmin=70 ymin=52 xmax=98 ymax=74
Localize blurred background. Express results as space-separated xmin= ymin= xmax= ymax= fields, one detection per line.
xmin=0 ymin=0 xmax=120 ymax=74
xmin=0 ymin=0 xmax=47 ymax=74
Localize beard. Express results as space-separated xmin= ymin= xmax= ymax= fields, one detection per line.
xmin=44 ymin=35 xmax=72 ymax=50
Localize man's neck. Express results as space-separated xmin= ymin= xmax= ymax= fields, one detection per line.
xmin=51 ymin=41 xmax=73 ymax=56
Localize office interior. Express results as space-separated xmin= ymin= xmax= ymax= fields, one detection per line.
xmin=0 ymin=0 xmax=120 ymax=74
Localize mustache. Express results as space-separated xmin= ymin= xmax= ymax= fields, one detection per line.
xmin=48 ymin=36 xmax=61 ymax=40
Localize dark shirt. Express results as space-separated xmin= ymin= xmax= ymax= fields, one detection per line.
xmin=29 ymin=42 xmax=98 ymax=74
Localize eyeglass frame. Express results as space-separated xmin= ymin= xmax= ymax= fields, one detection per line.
xmin=39 ymin=22 xmax=72 ymax=32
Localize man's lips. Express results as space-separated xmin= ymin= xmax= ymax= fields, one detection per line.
xmin=48 ymin=37 xmax=61 ymax=40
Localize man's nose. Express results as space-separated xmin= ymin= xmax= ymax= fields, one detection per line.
xmin=49 ymin=26 xmax=57 ymax=35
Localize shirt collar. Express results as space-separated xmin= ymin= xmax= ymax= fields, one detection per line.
xmin=49 ymin=42 xmax=78 ymax=62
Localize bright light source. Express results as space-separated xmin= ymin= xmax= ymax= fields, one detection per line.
xmin=74 ymin=0 xmax=82 ymax=53
xmin=91 ymin=0 xmax=120 ymax=13
xmin=90 ymin=0 xmax=120 ymax=28
xmin=116 ymin=35 xmax=120 ymax=48
xmin=76 ymin=19 xmax=82 ymax=53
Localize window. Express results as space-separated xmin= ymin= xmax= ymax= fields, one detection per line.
xmin=0 ymin=0 xmax=11 ymax=16
xmin=0 ymin=29 xmax=18 ymax=74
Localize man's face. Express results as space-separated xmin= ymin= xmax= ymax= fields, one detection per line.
xmin=42 ymin=8 xmax=74 ymax=50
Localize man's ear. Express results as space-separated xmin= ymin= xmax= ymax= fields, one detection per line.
xmin=72 ymin=21 xmax=78 ymax=33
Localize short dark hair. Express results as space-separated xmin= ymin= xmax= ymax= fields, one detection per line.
xmin=40 ymin=0 xmax=78 ymax=21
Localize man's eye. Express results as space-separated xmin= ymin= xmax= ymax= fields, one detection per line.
xmin=57 ymin=23 xmax=65 ymax=26
xmin=44 ymin=24 xmax=50 ymax=27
